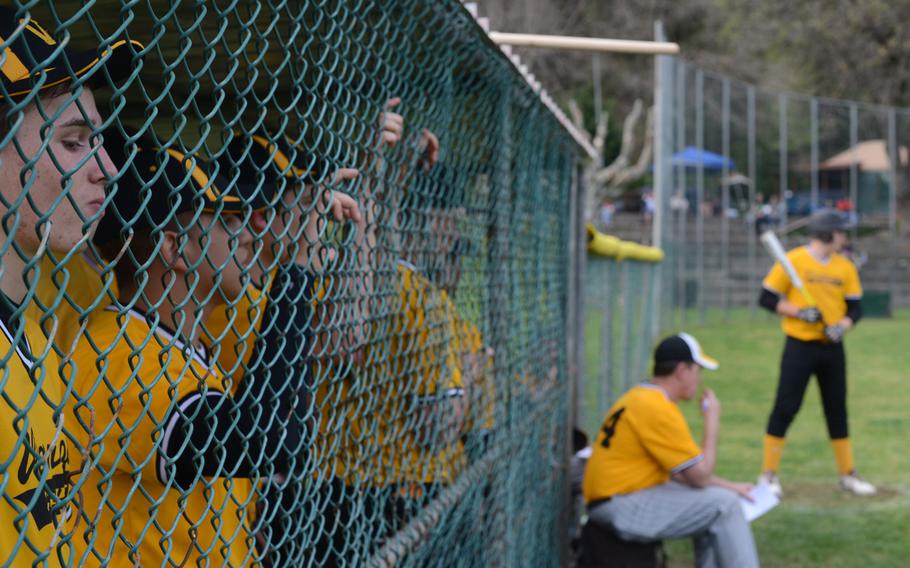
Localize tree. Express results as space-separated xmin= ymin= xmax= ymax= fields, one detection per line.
xmin=569 ymin=98 xmax=653 ymax=223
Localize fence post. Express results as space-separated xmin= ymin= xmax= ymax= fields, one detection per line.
xmin=652 ymin=20 xmax=674 ymax=334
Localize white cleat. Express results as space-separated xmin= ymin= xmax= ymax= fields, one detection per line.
xmin=840 ymin=471 xmax=877 ymax=496
xmin=757 ymin=471 xmax=783 ymax=499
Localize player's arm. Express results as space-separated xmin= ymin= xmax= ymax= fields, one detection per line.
xmin=673 ymin=389 xmax=720 ymax=488
xmin=759 ymin=287 xmax=816 ymax=319
xmin=160 ymin=387 xmax=306 ymax=490
xmin=825 ymin=264 xmax=864 ymax=341
xmin=172 ymin=265 xmax=326 ymax=488
xmin=760 ymin=256 xmax=823 ymax=322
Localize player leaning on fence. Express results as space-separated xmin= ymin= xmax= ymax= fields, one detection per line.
xmin=66 ymin=129 xmax=299 ymax=566
xmin=0 ymin=9 xmax=140 ymax=565
xmin=350 ymin=104 xmax=470 ymax=531
xmin=758 ymin=209 xmax=876 ymax=497
xmin=583 ymin=333 xmax=760 ymax=568
xmin=204 ymin=129 xmax=362 ymax=566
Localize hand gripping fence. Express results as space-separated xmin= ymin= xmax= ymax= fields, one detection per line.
xmin=0 ymin=2 xmax=579 ymax=566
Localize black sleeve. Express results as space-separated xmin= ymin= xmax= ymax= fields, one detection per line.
xmin=846 ymin=298 xmax=863 ymax=325
xmin=759 ymin=288 xmax=780 ymax=313
xmin=159 ymin=267 xmax=315 ymax=491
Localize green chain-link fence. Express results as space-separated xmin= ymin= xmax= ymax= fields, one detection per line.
xmin=0 ymin=2 xmax=581 ymax=566
xmin=581 ymin=228 xmax=663 ymax=436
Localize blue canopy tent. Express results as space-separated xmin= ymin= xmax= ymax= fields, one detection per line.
xmin=670 ymin=147 xmax=735 ymax=171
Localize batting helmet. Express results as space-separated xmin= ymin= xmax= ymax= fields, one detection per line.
xmin=808 ymin=208 xmax=849 ymax=237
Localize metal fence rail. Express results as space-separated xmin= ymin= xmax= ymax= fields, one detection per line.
xmin=0 ymin=2 xmax=580 ymax=566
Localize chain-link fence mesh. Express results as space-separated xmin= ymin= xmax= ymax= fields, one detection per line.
xmin=0 ymin=2 xmax=580 ymax=566
xmin=580 ymin=227 xmax=662 ymax=436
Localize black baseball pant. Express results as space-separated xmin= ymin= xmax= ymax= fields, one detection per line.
xmin=766 ymin=336 xmax=848 ymax=439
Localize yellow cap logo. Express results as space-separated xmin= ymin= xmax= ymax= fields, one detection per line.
xmin=23 ymin=20 xmax=56 ymax=46
xmin=1 ymin=19 xmax=57 ymax=83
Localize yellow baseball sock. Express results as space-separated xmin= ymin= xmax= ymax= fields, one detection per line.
xmin=762 ymin=435 xmax=786 ymax=473
xmin=831 ymin=438 xmax=854 ymax=475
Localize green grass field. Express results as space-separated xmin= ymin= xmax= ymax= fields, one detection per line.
xmin=585 ymin=309 xmax=910 ymax=567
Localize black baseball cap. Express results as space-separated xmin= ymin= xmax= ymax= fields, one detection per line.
xmin=654 ymin=332 xmax=719 ymax=371
xmin=214 ymin=130 xmax=329 ymax=198
xmin=93 ymin=128 xmax=270 ymax=246
xmin=0 ymin=7 xmax=143 ymax=100
xmin=808 ymin=208 xmax=850 ymax=234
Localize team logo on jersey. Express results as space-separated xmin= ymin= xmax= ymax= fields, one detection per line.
xmin=13 ymin=429 xmax=73 ymax=530
xmin=807 ymin=272 xmax=844 ymax=287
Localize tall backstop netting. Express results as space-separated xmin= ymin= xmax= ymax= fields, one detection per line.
xmin=0 ymin=2 xmax=581 ymax=566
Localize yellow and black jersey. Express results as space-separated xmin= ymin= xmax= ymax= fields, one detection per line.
xmin=68 ymin=307 xmax=254 ymax=567
xmin=330 ymin=260 xmax=465 ymax=487
xmin=0 ymin=296 xmax=76 ymax=567
xmin=29 ymin=253 xmax=117 ymax=357
xmin=202 ymin=269 xmax=275 ymax=393
xmin=763 ymin=246 xmax=863 ymax=341
xmin=582 ymin=384 xmax=702 ymax=503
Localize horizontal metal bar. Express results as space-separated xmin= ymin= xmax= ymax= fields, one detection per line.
xmin=489 ymin=32 xmax=680 ymax=55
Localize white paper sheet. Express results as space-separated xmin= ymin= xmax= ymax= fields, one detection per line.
xmin=740 ymin=482 xmax=780 ymax=522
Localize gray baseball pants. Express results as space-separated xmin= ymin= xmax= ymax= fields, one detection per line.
xmin=587 ymin=481 xmax=760 ymax=568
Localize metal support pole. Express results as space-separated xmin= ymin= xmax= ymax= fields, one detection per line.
xmin=695 ymin=70 xmax=705 ymax=324
xmin=593 ymin=55 xmax=603 ymax=134
xmin=488 ymin=32 xmax=680 ymax=55
xmin=849 ymin=103 xmax=859 ymax=241
xmin=721 ymin=79 xmax=731 ymax=320
xmin=562 ymin=158 xmax=586 ymax=567
xmin=636 ymin=265 xmax=652 ymax=381
xmin=811 ymin=98 xmax=820 ymax=211
xmin=888 ymin=109 xmax=899 ymax=303
xmin=676 ymin=62 xmax=687 ymax=326
xmin=620 ymin=261 xmax=633 ymax=391
xmin=600 ymin=261 xmax=615 ymax=416
xmin=652 ymin=21 xmax=674 ymax=335
xmin=748 ymin=86 xmax=757 ymax=319
xmin=779 ymin=94 xmax=789 ymax=243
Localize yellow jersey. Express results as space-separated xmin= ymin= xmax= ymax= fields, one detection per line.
xmin=202 ymin=272 xmax=272 ymax=393
xmin=583 ymin=384 xmax=702 ymax=503
xmin=68 ymin=307 xmax=254 ymax=567
xmin=30 ymin=253 xmax=117 ymax=358
xmin=0 ymin=298 xmax=76 ymax=567
xmin=329 ymin=261 xmax=465 ymax=487
xmin=763 ymin=246 xmax=863 ymax=341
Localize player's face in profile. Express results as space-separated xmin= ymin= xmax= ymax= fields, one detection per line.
xmin=267 ymin=183 xmax=311 ymax=264
xmin=832 ymin=230 xmax=847 ymax=252
xmin=188 ymin=212 xmax=253 ymax=303
xmin=680 ymin=362 xmax=701 ymax=400
xmin=0 ymin=89 xmax=116 ymax=255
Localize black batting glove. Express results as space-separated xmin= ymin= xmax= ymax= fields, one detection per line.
xmin=824 ymin=324 xmax=845 ymax=343
xmin=797 ymin=307 xmax=822 ymax=323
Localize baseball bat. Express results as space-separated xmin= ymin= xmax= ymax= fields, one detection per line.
xmin=759 ymin=230 xmax=816 ymax=306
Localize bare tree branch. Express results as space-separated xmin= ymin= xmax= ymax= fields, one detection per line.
xmin=593 ymin=98 xmax=643 ymax=186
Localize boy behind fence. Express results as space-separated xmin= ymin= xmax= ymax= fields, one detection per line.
xmin=0 ymin=9 xmax=139 ymax=565
xmin=67 ymin=129 xmax=297 ymax=566
xmin=204 ymin=129 xmax=362 ymax=566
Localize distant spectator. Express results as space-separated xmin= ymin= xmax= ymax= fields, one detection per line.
xmin=641 ymin=191 xmax=655 ymax=225
xmin=597 ymin=198 xmax=616 ymax=231
xmin=670 ymin=189 xmax=689 ymax=216
xmin=836 ymin=197 xmax=858 ymax=226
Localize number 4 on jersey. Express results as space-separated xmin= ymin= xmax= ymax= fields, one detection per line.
xmin=600 ymin=407 xmax=626 ymax=449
